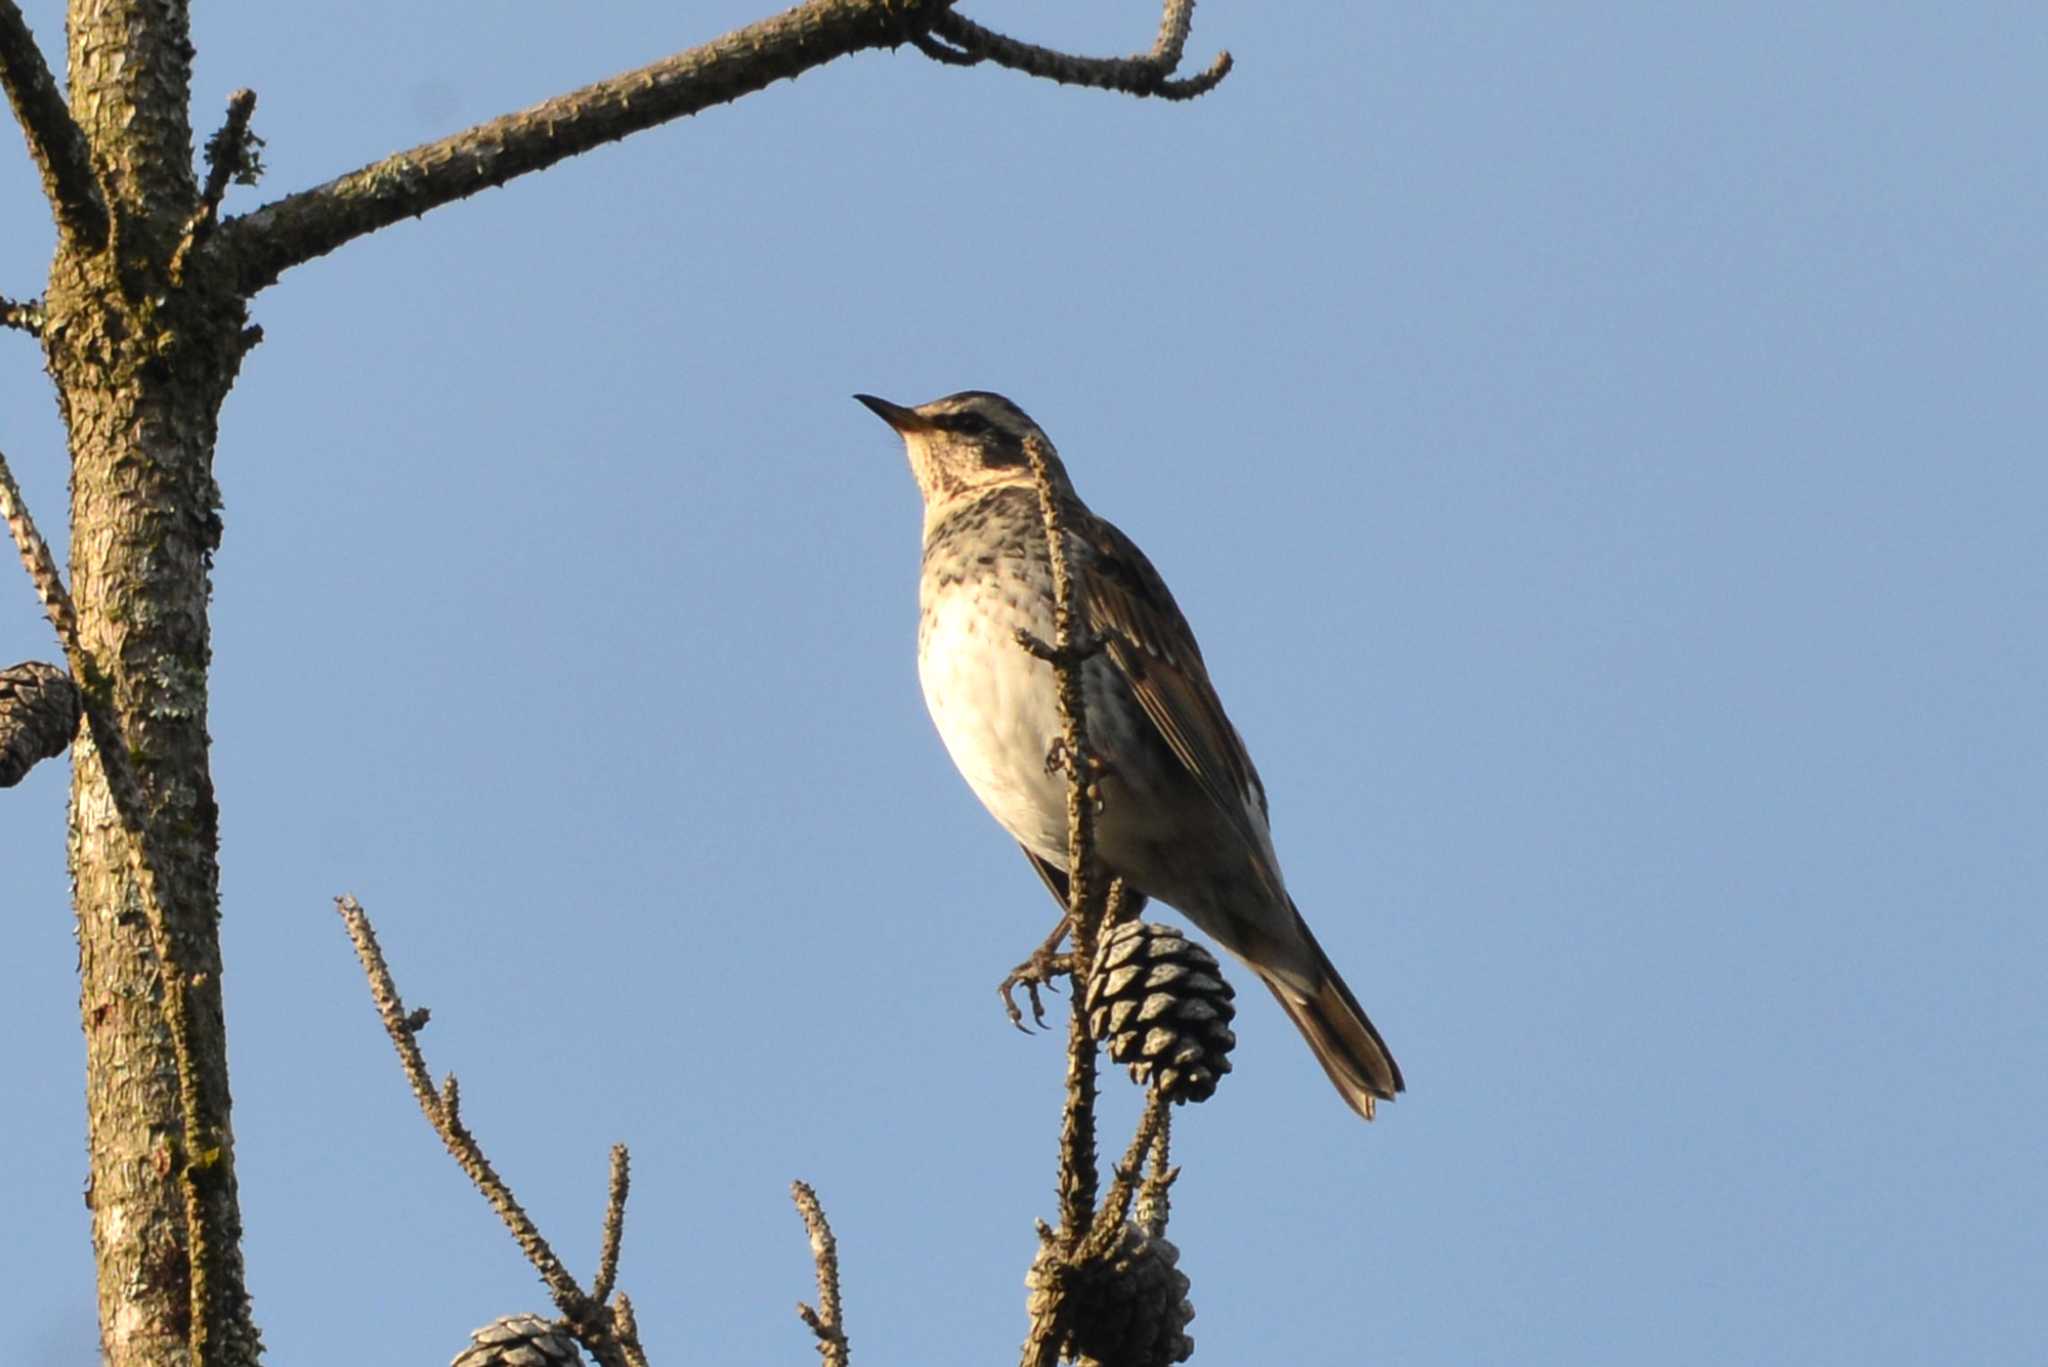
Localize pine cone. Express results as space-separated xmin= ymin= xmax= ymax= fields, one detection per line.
xmin=1027 ymin=1223 xmax=1196 ymax=1367
xmin=0 ymin=661 xmax=81 ymax=788
xmin=451 ymin=1314 xmax=584 ymax=1367
xmin=1086 ymin=920 xmax=1236 ymax=1104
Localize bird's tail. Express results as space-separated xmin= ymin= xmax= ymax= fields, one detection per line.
xmin=1252 ymin=904 xmax=1404 ymax=1121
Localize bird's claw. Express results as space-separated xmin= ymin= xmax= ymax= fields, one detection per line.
xmin=998 ymin=923 xmax=1076 ymax=1032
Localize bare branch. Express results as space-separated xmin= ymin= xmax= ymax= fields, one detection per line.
xmin=1149 ymin=0 xmax=1200 ymax=70
xmin=1020 ymin=438 xmax=1106 ymax=978
xmin=592 ymin=1144 xmax=631 ymax=1307
xmin=1054 ymin=1004 xmax=1103 ymax=1249
xmin=0 ymin=0 xmax=108 ymax=243
xmin=791 ymin=1181 xmax=850 ymax=1367
xmin=1135 ymin=1109 xmax=1177 ymax=1236
xmin=172 ymin=89 xmax=261 ymax=282
xmin=333 ymin=896 xmax=584 ymax=1307
xmin=209 ymin=0 xmax=961 ymax=294
xmin=1020 ymin=434 xmax=1116 ymax=1254
xmin=906 ymin=27 xmax=983 ymax=67
xmin=1021 ymin=1220 xmax=1064 ymax=1367
xmin=2 ymin=443 xmax=226 ymax=1360
xmin=335 ymin=895 xmax=651 ymax=1367
xmin=929 ymin=0 xmax=1232 ymax=101
xmin=2 ymin=293 xmax=44 ymax=335
xmin=1084 ymin=1090 xmax=1170 ymax=1258
xmin=612 ymin=1293 xmax=651 ymax=1367
xmin=0 ymin=449 xmax=74 ymax=645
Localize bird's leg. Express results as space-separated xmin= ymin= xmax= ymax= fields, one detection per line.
xmin=998 ymin=915 xmax=1076 ymax=1032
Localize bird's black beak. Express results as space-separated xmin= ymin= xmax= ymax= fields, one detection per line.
xmin=854 ymin=393 xmax=931 ymax=433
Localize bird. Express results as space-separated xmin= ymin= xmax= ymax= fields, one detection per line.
xmin=857 ymin=389 xmax=1404 ymax=1120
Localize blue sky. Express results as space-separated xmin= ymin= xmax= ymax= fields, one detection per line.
xmin=3 ymin=2 xmax=2043 ymax=1363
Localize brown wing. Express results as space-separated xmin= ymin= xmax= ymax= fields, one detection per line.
xmin=1074 ymin=508 xmax=1284 ymax=896
xmin=1019 ymin=844 xmax=1151 ymax=918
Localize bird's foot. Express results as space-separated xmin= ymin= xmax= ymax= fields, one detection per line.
xmin=998 ymin=919 xmax=1075 ymax=1032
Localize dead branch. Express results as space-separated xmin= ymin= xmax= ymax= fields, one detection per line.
xmin=927 ymin=0 xmax=1232 ymax=100
xmin=1018 ymin=429 xmax=1116 ymax=1257
xmin=172 ymin=89 xmax=262 ymax=282
xmin=1016 ymin=411 xmax=1201 ymax=1367
xmin=1136 ymin=1110 xmax=1177 ymax=1236
xmin=791 ymin=1181 xmax=850 ymax=1367
xmin=592 ymin=1144 xmax=631 ymax=1307
xmin=1 ymin=293 xmax=44 ymax=335
xmin=333 ymin=895 xmax=649 ymax=1367
xmin=1085 ymin=1090 xmax=1172 ymax=1258
xmin=207 ymin=0 xmax=1229 ymax=295
xmin=209 ymin=0 xmax=960 ymax=294
xmin=0 ymin=0 xmax=108 ymax=243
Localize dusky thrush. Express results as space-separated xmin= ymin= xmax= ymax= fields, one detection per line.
xmin=859 ymin=389 xmax=1403 ymax=1120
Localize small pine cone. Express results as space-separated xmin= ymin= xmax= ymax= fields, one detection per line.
xmin=1027 ymin=1223 xmax=1196 ymax=1367
xmin=451 ymin=1314 xmax=584 ymax=1367
xmin=1086 ymin=920 xmax=1236 ymax=1104
xmin=0 ymin=661 xmax=81 ymax=788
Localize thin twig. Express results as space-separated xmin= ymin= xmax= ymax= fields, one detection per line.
xmin=1136 ymin=1108 xmax=1176 ymax=1236
xmin=1149 ymin=0 xmax=1198 ymax=70
xmin=613 ymin=1294 xmax=651 ymax=1367
xmin=0 ymin=442 xmax=216 ymax=1361
xmin=593 ymin=1144 xmax=631 ymax=1306
xmin=928 ymin=0 xmax=1231 ymax=101
xmin=1021 ymin=1244 xmax=1064 ymax=1367
xmin=333 ymin=896 xmax=584 ymax=1307
xmin=0 ymin=449 xmax=75 ymax=643
xmin=0 ymin=0 xmax=108 ymax=243
xmin=1019 ymin=435 xmax=1114 ymax=1259
xmin=1054 ymin=1004 xmax=1102 ymax=1251
xmin=1 ymin=294 xmax=45 ymax=335
xmin=1084 ymin=1089 xmax=1170 ymax=1256
xmin=791 ymin=1181 xmax=850 ymax=1367
xmin=335 ymin=895 xmax=651 ymax=1367
xmin=172 ymin=89 xmax=260 ymax=282
xmin=1102 ymin=876 xmax=1134 ymax=936
xmin=1019 ymin=439 xmax=1105 ymax=979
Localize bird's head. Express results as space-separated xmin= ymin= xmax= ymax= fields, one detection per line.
xmin=855 ymin=390 xmax=1072 ymax=512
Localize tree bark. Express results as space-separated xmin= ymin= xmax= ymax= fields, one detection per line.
xmin=44 ymin=3 xmax=258 ymax=1362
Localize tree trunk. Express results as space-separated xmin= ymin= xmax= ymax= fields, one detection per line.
xmin=48 ymin=3 xmax=258 ymax=1362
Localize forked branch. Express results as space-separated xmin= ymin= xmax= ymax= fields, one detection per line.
xmin=334 ymin=895 xmax=649 ymax=1367
xmin=207 ymin=0 xmax=1229 ymax=295
xmin=924 ymin=0 xmax=1231 ymax=99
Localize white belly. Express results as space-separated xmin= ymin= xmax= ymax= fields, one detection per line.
xmin=918 ymin=588 xmax=1071 ymax=859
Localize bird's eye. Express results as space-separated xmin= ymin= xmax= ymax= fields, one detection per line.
xmin=947 ymin=412 xmax=991 ymax=436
